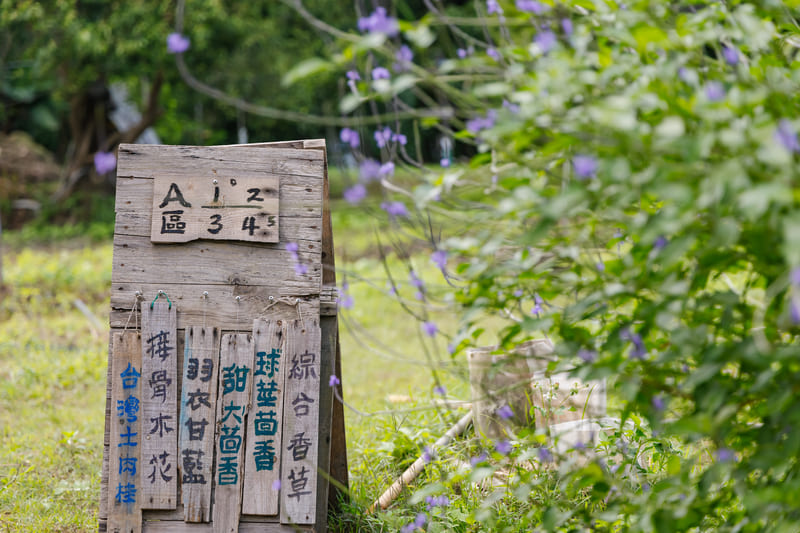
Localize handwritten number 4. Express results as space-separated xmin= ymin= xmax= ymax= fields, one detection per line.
xmin=242 ymin=216 xmax=260 ymax=235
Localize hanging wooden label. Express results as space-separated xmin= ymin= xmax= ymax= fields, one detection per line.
xmin=150 ymin=175 xmax=280 ymax=243
xmin=242 ymin=319 xmax=287 ymax=516
xmin=212 ymin=333 xmax=255 ymax=532
xmin=108 ymin=331 xmax=143 ymax=533
xmin=178 ymin=326 xmax=220 ymax=522
xmin=140 ymin=299 xmax=178 ymax=510
xmin=280 ymin=319 xmax=322 ymax=525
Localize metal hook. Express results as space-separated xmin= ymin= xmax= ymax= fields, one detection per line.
xmin=150 ymin=290 xmax=172 ymax=310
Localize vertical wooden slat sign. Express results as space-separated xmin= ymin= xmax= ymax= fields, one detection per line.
xmin=99 ymin=140 xmax=347 ymax=533
xmin=243 ymin=319 xmax=287 ymax=516
xmin=179 ymin=326 xmax=220 ymax=522
xmin=140 ymin=298 xmax=178 ymax=510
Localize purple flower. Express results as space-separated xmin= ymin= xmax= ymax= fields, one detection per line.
xmin=791 ymin=298 xmax=800 ymax=325
xmin=272 ymin=480 xmax=281 ymax=490
xmin=716 ymin=448 xmax=735 ymax=463
xmin=516 ymin=0 xmax=546 ymax=13
xmin=621 ymin=328 xmax=646 ymax=359
xmin=457 ymin=47 xmax=475 ymax=59
xmin=652 ymin=395 xmax=665 ymax=412
xmin=359 ymin=159 xmax=382 ymax=182
xmin=372 ymin=67 xmax=390 ymax=80
xmin=346 ymin=70 xmax=360 ymax=81
xmin=487 ymin=0 xmax=503 ymax=15
xmin=286 ymin=242 xmax=299 ymax=254
xmin=374 ymin=127 xmax=392 ymax=148
xmin=535 ymin=30 xmax=557 ymax=54
xmin=381 ymin=201 xmax=409 ymax=218
xmin=705 ymin=81 xmax=726 ymax=102
xmin=329 ymin=374 xmax=341 ymax=387
xmin=431 ymin=250 xmax=447 ymax=270
xmin=578 ymin=349 xmax=596 ymax=363
xmin=572 ymin=154 xmax=597 ymax=179
xmin=561 ymin=18 xmax=573 ymax=36
xmin=722 ymin=45 xmax=739 ymax=66
xmin=422 ymin=321 xmax=438 ymax=337
xmin=653 ymin=236 xmax=668 ymax=250
xmin=440 ymin=158 xmax=451 ymax=167
xmin=386 ymin=281 xmax=398 ymax=295
xmin=678 ymin=66 xmax=691 ymax=83
xmin=513 ymin=289 xmax=524 ymax=297
xmin=426 ymin=495 xmax=449 ymax=509
xmin=340 ymin=128 xmax=360 ymax=149
xmin=532 ymin=293 xmax=544 ymax=316
xmin=538 ymin=446 xmax=553 ymax=462
xmin=409 ymin=271 xmax=424 ymax=289
xmin=396 ymin=45 xmax=414 ymax=63
xmin=596 ymin=261 xmax=605 ymax=271
xmin=502 ymin=99 xmax=520 ymax=114
xmin=379 ymin=162 xmax=395 ymax=177
xmin=415 ymin=291 xmax=425 ymax=301
xmin=496 ymin=405 xmax=513 ymax=420
xmin=792 ymin=267 xmax=800 ymax=287
xmin=470 ymin=452 xmax=487 ymax=467
xmin=495 ymin=440 xmax=512 ymax=455
xmin=392 ymin=132 xmax=408 ymax=145
xmin=338 ymin=293 xmax=354 ymax=310
xmin=775 ymin=119 xmax=800 ymax=153
xmin=344 ymin=184 xmax=367 ymax=204
xmin=166 ymin=32 xmax=190 ymax=54
xmin=414 ymin=513 xmax=428 ymax=527
xmin=434 ymin=385 xmax=446 ymax=396
xmin=400 ymin=524 xmax=415 ymax=533
xmin=93 ymin=151 xmax=117 ymax=175
xmin=466 ymin=110 xmax=497 ymax=134
xmin=422 ymin=446 xmax=434 ymax=464
xmin=447 ymin=343 xmax=455 ymax=354
xmin=357 ymin=7 xmax=399 ymax=36
xmin=294 ymin=263 xmax=308 ymax=276
xmin=487 ymin=47 xmax=500 ymax=61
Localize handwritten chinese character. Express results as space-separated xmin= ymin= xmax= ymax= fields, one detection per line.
xmin=291 ymin=392 xmax=315 ymax=417
xmin=149 ymin=413 xmax=174 ymax=438
xmin=253 ymin=440 xmax=276 ymax=472
xmin=253 ymin=410 xmax=278 ymax=436
xmin=182 ymin=449 xmax=206 ymax=485
xmin=287 ymin=466 xmax=311 ymax=500
xmin=118 ymin=426 xmax=138 ymax=448
xmin=256 ymin=380 xmax=280 ymax=408
xmin=146 ymin=330 xmax=172 ymax=362
xmin=186 ymin=389 xmax=211 ymax=410
xmin=147 ymin=451 xmax=173 ymax=484
xmin=120 ymin=363 xmax=141 ymax=389
xmin=149 ymin=370 xmax=172 ymax=402
xmin=288 ymin=350 xmax=316 ymax=380
xmin=117 ymin=396 xmax=140 ymax=422
xmin=221 ymin=364 xmax=249 ymax=394
xmin=254 ymin=348 xmax=280 ymax=378
xmin=115 ymin=482 xmax=137 ymax=504
xmin=287 ymin=432 xmax=312 ymax=461
xmin=184 ymin=417 xmax=209 ymax=441
xmin=118 ymin=456 xmax=138 ymax=476
xmin=217 ymin=456 xmax=238 ymax=485
xmin=219 ymin=425 xmax=243 ymax=454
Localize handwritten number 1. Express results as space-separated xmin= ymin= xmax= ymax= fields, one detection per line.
xmin=208 ymin=214 xmax=223 ymax=234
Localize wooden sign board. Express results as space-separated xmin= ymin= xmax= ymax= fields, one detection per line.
xmin=99 ymin=140 xmax=348 ymax=533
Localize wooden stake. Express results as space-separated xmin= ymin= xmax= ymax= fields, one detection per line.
xmin=369 ymin=411 xmax=473 ymax=513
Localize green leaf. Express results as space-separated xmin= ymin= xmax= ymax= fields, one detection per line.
xmin=281 ymin=58 xmax=331 ymax=87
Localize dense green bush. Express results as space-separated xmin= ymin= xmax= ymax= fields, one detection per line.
xmin=288 ymin=1 xmax=800 ymax=530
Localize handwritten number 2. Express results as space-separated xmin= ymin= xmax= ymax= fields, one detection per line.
xmin=247 ymin=188 xmax=264 ymax=202
xmin=208 ymin=214 xmax=223 ymax=234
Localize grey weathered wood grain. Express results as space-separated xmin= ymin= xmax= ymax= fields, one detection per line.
xmin=117 ymin=144 xmax=324 ymax=181
xmin=140 ymin=300 xmax=179 ymax=510
xmin=109 ymin=286 xmax=320 ymax=331
xmin=111 ymin=235 xmax=321 ymax=290
xmin=108 ymin=331 xmax=143 ymax=533
xmin=213 ymin=334 xmax=255 ymax=533
xmin=141 ymin=522 xmax=311 ymax=532
xmin=242 ymin=320 xmax=287 ymax=516
xmin=280 ymin=320 xmax=321 ymax=526
xmin=179 ymin=327 xmax=220 ymax=522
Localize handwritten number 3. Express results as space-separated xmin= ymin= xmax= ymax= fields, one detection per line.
xmin=208 ymin=214 xmax=223 ymax=234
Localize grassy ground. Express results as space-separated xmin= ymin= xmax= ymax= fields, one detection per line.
xmin=0 ymin=197 xmax=501 ymax=531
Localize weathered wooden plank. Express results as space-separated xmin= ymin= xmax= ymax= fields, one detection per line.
xmin=116 ymin=210 xmax=321 ymax=244
xmin=140 ymin=299 xmax=179 ymax=510
xmin=141 ymin=521 xmax=310 ymax=532
xmin=213 ymin=334 xmax=255 ymax=533
xmin=117 ymin=144 xmax=324 ymax=181
xmin=100 ymin=333 xmax=114 ymax=532
xmin=314 ymin=317 xmax=336 ymax=530
xmin=109 ymin=286 xmax=320 ymax=330
xmin=280 ymin=320 xmax=321 ymax=526
xmin=179 ymin=327 xmax=220 ymax=522
xmin=116 ymin=177 xmax=322 ymax=220
xmin=108 ymin=331 xmax=143 ymax=533
xmin=150 ymin=175 xmax=279 ymax=244
xmin=111 ymin=235 xmax=321 ymax=290
xmin=243 ymin=320 xmax=286 ymax=516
